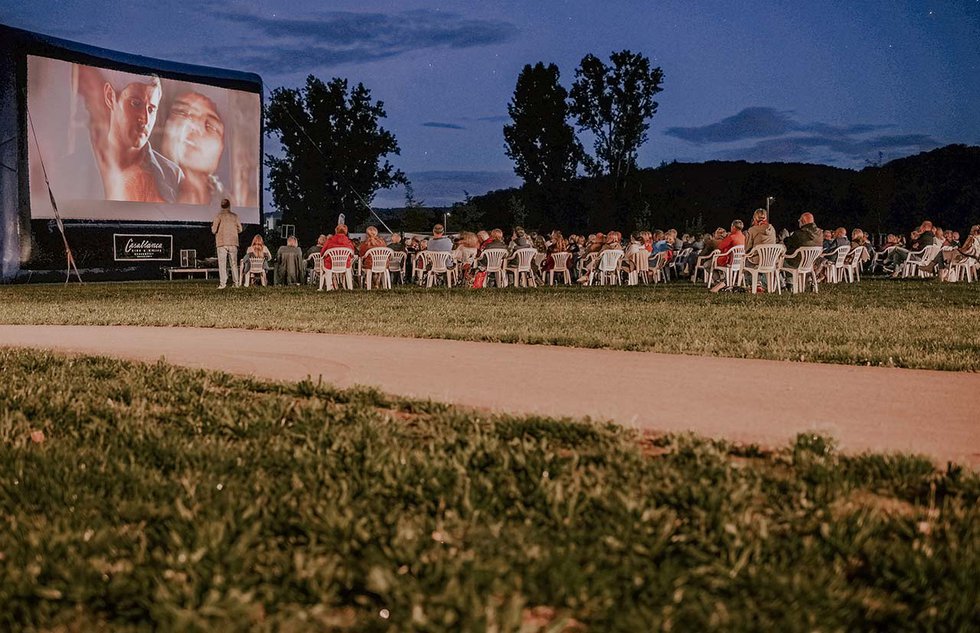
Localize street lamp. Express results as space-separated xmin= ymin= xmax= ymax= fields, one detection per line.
xmin=444 ymin=211 xmax=451 ymax=232
xmin=766 ymin=196 xmax=775 ymax=215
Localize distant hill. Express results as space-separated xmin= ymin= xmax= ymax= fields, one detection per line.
xmin=457 ymin=144 xmax=980 ymax=236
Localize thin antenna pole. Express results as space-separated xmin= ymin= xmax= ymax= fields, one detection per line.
xmin=26 ymin=108 xmax=82 ymax=284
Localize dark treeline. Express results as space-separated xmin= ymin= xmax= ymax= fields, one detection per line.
xmin=443 ymin=144 xmax=979 ymax=238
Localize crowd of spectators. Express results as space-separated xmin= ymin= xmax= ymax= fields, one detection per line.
xmin=233 ymin=211 xmax=979 ymax=289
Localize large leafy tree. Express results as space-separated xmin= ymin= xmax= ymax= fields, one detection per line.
xmin=503 ymin=63 xmax=581 ymax=188
xmin=569 ymin=50 xmax=664 ymax=183
xmin=265 ymin=75 xmax=407 ymax=246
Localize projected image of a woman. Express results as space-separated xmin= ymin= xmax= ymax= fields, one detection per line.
xmin=162 ymin=91 xmax=226 ymax=205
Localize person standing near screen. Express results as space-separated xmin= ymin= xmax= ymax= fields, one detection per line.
xmin=212 ymin=198 xmax=242 ymax=288
xmin=162 ymin=91 xmax=226 ymax=205
xmin=76 ymin=66 xmax=182 ymax=203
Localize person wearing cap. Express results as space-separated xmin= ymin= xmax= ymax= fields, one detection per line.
xmin=211 ymin=198 xmax=242 ymax=288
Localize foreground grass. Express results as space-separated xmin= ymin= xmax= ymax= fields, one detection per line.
xmin=1 ymin=279 xmax=979 ymax=371
xmin=1 ymin=349 xmax=977 ymax=631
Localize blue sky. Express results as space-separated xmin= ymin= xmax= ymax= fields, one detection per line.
xmin=4 ymin=0 xmax=979 ymax=207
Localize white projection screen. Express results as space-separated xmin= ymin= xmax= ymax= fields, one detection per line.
xmin=27 ymin=55 xmax=261 ymax=223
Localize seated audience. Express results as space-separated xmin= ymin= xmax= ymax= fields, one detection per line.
xmin=710 ymin=220 xmax=745 ymax=291
xmin=275 ymin=235 xmax=305 ymax=285
xmin=782 ymin=212 xmax=822 ymax=268
xmin=320 ymin=224 xmax=355 ymax=271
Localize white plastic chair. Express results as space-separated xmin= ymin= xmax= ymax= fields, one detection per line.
xmin=594 ymin=249 xmax=624 ymax=285
xmin=361 ymin=247 xmax=393 ymax=289
xmin=670 ymin=247 xmax=692 ymax=280
xmin=823 ymin=245 xmax=850 ymax=284
xmin=844 ymin=246 xmax=865 ymax=283
xmin=711 ymin=245 xmax=745 ymax=288
xmin=306 ymin=253 xmax=323 ymax=286
xmin=946 ymin=239 xmax=979 ymax=282
xmin=742 ymin=244 xmax=785 ymax=294
xmin=455 ymin=247 xmax=478 ymax=282
xmin=578 ymin=252 xmax=599 ymax=281
xmin=387 ymin=251 xmax=407 ymax=284
xmin=478 ymin=249 xmax=509 ymax=288
xmin=778 ymin=246 xmax=823 ymax=293
xmin=507 ymin=248 xmax=538 ymax=287
xmin=424 ymin=251 xmax=456 ymax=288
xmin=319 ymin=247 xmax=354 ymax=291
xmin=243 ymin=256 xmax=267 ymax=287
xmin=627 ymin=250 xmax=653 ymax=285
xmin=693 ymin=249 xmax=719 ymax=284
xmin=546 ymin=252 xmax=572 ymax=285
xmin=900 ymin=244 xmax=942 ymax=278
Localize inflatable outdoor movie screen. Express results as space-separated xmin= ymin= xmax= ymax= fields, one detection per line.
xmin=27 ymin=55 xmax=261 ymax=223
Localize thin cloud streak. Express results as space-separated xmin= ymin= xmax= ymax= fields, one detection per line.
xmin=200 ymin=8 xmax=519 ymax=73
xmin=422 ymin=122 xmax=466 ymax=130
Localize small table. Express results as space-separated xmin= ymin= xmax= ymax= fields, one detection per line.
xmin=166 ymin=267 xmax=219 ymax=280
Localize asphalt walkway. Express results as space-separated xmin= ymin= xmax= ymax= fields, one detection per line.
xmin=1 ymin=325 xmax=977 ymax=465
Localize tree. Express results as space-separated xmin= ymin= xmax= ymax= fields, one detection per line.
xmin=503 ymin=63 xmax=581 ymax=187
xmin=265 ymin=75 xmax=407 ymax=247
xmin=569 ymin=50 xmax=664 ymax=183
xmin=449 ymin=192 xmax=485 ymax=233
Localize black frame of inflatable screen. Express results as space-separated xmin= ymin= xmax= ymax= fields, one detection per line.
xmin=0 ymin=23 xmax=264 ymax=282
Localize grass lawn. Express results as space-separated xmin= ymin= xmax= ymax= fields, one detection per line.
xmin=1 ymin=279 xmax=979 ymax=370
xmin=0 ymin=349 xmax=977 ymax=631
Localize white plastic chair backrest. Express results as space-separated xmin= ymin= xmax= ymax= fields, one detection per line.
xmin=581 ymin=252 xmax=600 ymax=269
xmin=308 ymin=253 xmax=323 ymax=272
xmin=550 ymin=252 xmax=571 ymax=271
xmin=388 ymin=250 xmax=406 ymax=271
xmin=425 ymin=250 xmax=453 ymax=272
xmin=513 ymin=248 xmax=536 ymax=271
xmin=724 ymin=245 xmax=745 ymax=270
xmin=637 ymin=250 xmax=655 ymax=272
xmin=916 ymin=244 xmax=941 ymax=262
xmin=456 ymin=247 xmax=477 ymax=265
xmin=364 ymin=247 xmax=393 ymax=273
xmin=748 ymin=244 xmax=785 ymax=271
xmin=481 ymin=249 xmax=508 ymax=271
xmin=599 ymin=249 xmax=624 ymax=271
xmin=785 ymin=246 xmax=823 ymax=272
xmin=829 ymin=245 xmax=849 ymax=267
xmin=676 ymin=247 xmax=693 ymax=261
xmin=323 ymin=247 xmax=353 ymax=271
xmin=846 ymin=245 xmax=865 ymax=264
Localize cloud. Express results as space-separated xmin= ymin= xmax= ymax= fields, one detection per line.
xmin=716 ymin=133 xmax=943 ymax=164
xmin=422 ymin=122 xmax=466 ymax=130
xmin=665 ymin=107 xmax=798 ymax=144
xmin=666 ymin=107 xmax=934 ymax=166
xmin=664 ymin=107 xmax=894 ymax=144
xmin=200 ymin=8 xmax=519 ymax=73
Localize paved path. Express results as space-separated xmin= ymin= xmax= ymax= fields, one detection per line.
xmin=1 ymin=325 xmax=978 ymax=466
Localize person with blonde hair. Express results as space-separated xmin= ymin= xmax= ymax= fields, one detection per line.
xmin=745 ymin=208 xmax=776 ymax=253
xmin=241 ymin=233 xmax=271 ymax=286
xmin=358 ymin=226 xmax=387 ymax=267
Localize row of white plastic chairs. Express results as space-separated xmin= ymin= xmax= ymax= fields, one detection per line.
xmin=276 ymin=241 xmax=978 ymax=292
xmin=688 ymin=240 xmax=978 ymax=294
xmin=304 ymin=247 xmax=671 ymax=290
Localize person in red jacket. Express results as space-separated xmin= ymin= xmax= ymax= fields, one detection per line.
xmin=710 ymin=219 xmax=745 ymax=291
xmin=320 ymin=224 xmax=355 ymax=269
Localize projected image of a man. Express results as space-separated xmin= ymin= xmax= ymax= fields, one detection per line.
xmin=77 ymin=67 xmax=182 ymax=203
xmin=162 ymin=92 xmax=225 ymax=205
